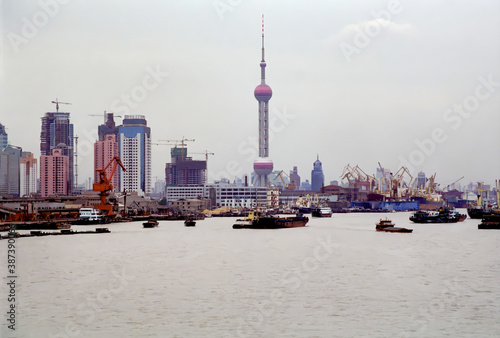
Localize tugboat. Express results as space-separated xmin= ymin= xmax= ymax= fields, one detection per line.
xmin=375 ymin=218 xmax=413 ymax=233
xmin=410 ymin=207 xmax=463 ymax=223
xmin=143 ymin=219 xmax=159 ymax=228
xmin=311 ymin=207 xmax=332 ymax=217
xmin=184 ymin=219 xmax=196 ymax=227
xmin=233 ymin=211 xmax=309 ymax=229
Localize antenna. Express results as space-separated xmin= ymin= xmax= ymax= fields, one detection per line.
xmin=261 ymin=14 xmax=265 ymax=61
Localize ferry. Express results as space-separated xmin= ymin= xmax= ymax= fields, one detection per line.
xmin=74 ymin=208 xmax=106 ymax=225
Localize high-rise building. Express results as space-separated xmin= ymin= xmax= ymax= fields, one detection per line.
xmin=20 ymin=152 xmax=38 ymax=196
xmin=311 ymin=155 xmax=324 ymax=191
xmin=40 ymin=148 xmax=69 ymax=197
xmin=253 ymin=16 xmax=274 ymax=187
xmin=98 ymin=113 xmax=120 ymax=141
xmin=165 ymin=147 xmax=207 ymax=187
xmin=40 ymin=112 xmax=74 ymax=194
xmin=0 ymin=145 xmax=21 ymax=197
xmin=0 ymin=123 xmax=8 ymax=150
xmin=289 ymin=166 xmax=301 ymax=190
xmin=118 ymin=115 xmax=151 ymax=196
xmin=94 ymin=134 xmax=119 ymax=192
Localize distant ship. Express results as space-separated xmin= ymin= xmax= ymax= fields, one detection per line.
xmin=233 ymin=211 xmax=309 ymax=229
xmin=73 ymin=208 xmax=107 ymax=225
xmin=312 ymin=207 xmax=332 ymax=217
xmin=478 ymin=215 xmax=500 ymax=230
xmin=410 ymin=207 xmax=464 ymax=223
xmin=467 ymin=198 xmax=499 ymax=219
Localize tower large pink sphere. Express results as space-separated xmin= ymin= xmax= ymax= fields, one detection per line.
xmin=253 ymin=157 xmax=273 ymax=176
xmin=254 ymin=83 xmax=272 ymax=102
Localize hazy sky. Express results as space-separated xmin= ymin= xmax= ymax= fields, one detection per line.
xmin=2 ymin=0 xmax=500 ymax=188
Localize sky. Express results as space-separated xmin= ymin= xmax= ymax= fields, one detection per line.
xmin=1 ymin=0 xmax=500 ymax=189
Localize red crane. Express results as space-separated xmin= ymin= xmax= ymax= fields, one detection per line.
xmin=93 ymin=156 xmax=126 ymax=216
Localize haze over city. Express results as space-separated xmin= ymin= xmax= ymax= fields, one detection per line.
xmin=2 ymin=0 xmax=499 ymax=187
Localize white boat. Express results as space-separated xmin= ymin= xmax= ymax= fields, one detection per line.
xmin=311 ymin=207 xmax=332 ymax=217
xmin=77 ymin=208 xmax=105 ymax=224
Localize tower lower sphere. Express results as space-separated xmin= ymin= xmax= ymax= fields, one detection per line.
xmin=253 ymin=157 xmax=273 ymax=187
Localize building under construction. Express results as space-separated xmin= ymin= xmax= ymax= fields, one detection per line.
xmin=165 ymin=147 xmax=207 ymax=186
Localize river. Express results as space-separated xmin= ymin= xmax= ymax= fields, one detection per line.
xmin=1 ymin=210 xmax=499 ymax=337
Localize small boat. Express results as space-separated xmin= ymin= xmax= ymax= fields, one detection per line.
xmin=478 ymin=215 xmax=500 ymax=229
xmin=57 ymin=223 xmax=71 ymax=229
xmin=311 ymin=207 xmax=333 ymax=217
xmin=376 ymin=218 xmax=413 ymax=233
xmin=184 ymin=219 xmax=196 ymax=227
xmin=143 ymin=219 xmax=159 ymax=228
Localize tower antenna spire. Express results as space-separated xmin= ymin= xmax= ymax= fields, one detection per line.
xmin=261 ymin=14 xmax=265 ymax=62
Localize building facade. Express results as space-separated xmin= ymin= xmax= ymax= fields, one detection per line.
xmin=165 ymin=147 xmax=207 ymax=187
xmin=311 ymin=155 xmax=325 ymax=191
xmin=289 ymin=166 xmax=301 ymax=190
xmin=0 ymin=123 xmax=7 ymax=150
xmin=20 ymin=151 xmax=38 ymax=196
xmin=118 ymin=115 xmax=151 ymax=196
xmin=165 ymin=182 xmax=276 ymax=208
xmin=40 ymin=112 xmax=74 ymax=194
xmin=94 ymin=134 xmax=119 ymax=192
xmin=0 ymin=145 xmax=21 ymax=197
xmin=40 ymin=148 xmax=69 ymax=197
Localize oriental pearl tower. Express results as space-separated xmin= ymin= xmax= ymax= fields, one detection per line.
xmin=253 ymin=15 xmax=273 ymax=187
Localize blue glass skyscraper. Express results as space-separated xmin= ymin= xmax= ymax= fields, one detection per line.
xmin=311 ymin=155 xmax=324 ymax=191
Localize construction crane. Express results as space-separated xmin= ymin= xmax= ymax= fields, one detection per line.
xmin=89 ymin=111 xmax=123 ymax=124
xmin=157 ymin=137 xmax=195 ymax=161
xmin=51 ymin=98 xmax=71 ymax=112
xmin=93 ymin=156 xmax=126 ymax=217
xmin=191 ymin=150 xmax=214 ymax=162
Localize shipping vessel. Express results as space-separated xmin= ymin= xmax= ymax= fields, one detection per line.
xmin=233 ymin=211 xmax=308 ymax=229
xmin=409 ymin=207 xmax=464 ymax=223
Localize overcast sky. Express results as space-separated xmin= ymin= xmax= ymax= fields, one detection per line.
xmin=1 ymin=0 xmax=499 ymax=189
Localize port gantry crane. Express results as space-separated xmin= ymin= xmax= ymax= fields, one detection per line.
xmin=274 ymin=170 xmax=296 ymax=190
xmin=51 ymin=98 xmax=71 ymax=112
xmin=93 ymin=156 xmax=126 ymax=217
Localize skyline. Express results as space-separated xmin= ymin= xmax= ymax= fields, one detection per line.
xmin=2 ymin=1 xmax=500 ymax=187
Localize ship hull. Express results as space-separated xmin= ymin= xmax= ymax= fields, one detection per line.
xmin=233 ymin=215 xmax=309 ymax=229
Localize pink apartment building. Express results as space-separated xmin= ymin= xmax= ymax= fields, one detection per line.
xmin=40 ymin=148 xmax=69 ymax=197
xmin=94 ymin=134 xmax=119 ymax=191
